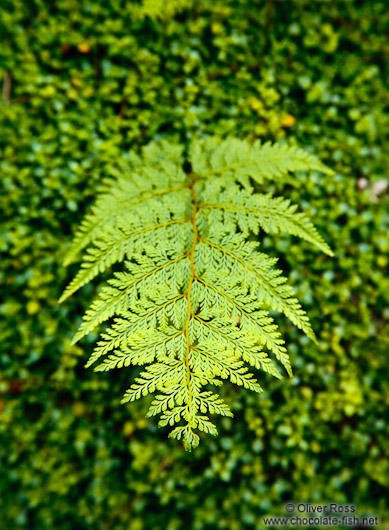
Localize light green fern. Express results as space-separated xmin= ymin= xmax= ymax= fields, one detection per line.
xmin=60 ymin=137 xmax=333 ymax=451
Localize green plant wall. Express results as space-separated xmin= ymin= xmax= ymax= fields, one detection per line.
xmin=1 ymin=0 xmax=388 ymax=528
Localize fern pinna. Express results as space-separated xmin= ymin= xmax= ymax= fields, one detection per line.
xmin=60 ymin=137 xmax=333 ymax=451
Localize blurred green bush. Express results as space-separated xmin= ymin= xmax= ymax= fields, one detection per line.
xmin=1 ymin=0 xmax=388 ymax=528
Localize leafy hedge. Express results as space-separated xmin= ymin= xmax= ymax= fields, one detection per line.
xmin=1 ymin=0 xmax=388 ymax=528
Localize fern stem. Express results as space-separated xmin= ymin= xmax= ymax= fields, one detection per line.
xmin=183 ymin=174 xmax=200 ymax=423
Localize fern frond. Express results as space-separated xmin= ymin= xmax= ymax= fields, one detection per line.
xmin=190 ymin=137 xmax=333 ymax=187
xmin=192 ymin=317 xmax=282 ymax=380
xmin=60 ymin=190 xmax=192 ymax=302
xmin=197 ymin=236 xmax=317 ymax=341
xmin=121 ymin=360 xmax=186 ymax=402
xmin=71 ymin=246 xmax=191 ymax=343
xmin=199 ymin=184 xmax=333 ymax=256
xmin=94 ymin=328 xmax=185 ymax=372
xmin=63 ymin=140 xmax=187 ymax=266
xmin=85 ymin=292 xmax=187 ymax=367
xmin=192 ymin=278 xmax=292 ymax=375
xmin=60 ymin=136 xmax=333 ymax=450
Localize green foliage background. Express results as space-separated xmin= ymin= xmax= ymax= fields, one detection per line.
xmin=1 ymin=0 xmax=388 ymax=528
